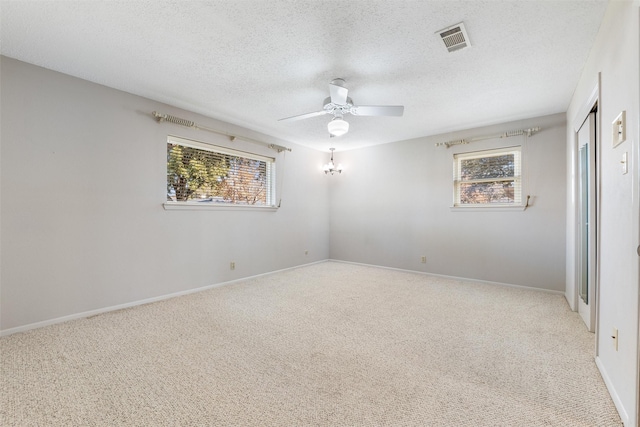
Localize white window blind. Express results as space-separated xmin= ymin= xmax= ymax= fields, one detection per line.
xmin=166 ymin=136 xmax=276 ymax=207
xmin=453 ymin=146 xmax=521 ymax=206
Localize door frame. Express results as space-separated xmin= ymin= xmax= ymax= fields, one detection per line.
xmin=571 ymin=78 xmax=601 ymax=352
xmin=577 ymin=110 xmax=597 ymax=332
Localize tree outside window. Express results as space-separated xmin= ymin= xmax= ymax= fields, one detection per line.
xmin=453 ymin=147 xmax=521 ymax=206
xmin=166 ymin=137 xmax=275 ymax=206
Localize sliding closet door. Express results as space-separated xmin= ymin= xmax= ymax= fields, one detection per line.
xmin=577 ymin=111 xmax=597 ymax=332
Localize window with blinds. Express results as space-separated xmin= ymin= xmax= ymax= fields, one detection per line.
xmin=166 ymin=136 xmax=276 ymax=207
xmin=453 ymin=146 xmax=521 ymax=206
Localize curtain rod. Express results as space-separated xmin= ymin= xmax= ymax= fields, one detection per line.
xmin=152 ymin=111 xmax=292 ymax=153
xmin=435 ymin=126 xmax=541 ymax=148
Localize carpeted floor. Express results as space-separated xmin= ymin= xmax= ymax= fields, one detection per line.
xmin=1 ymin=262 xmax=622 ymax=426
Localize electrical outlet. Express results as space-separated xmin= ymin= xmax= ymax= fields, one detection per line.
xmin=421 ymin=256 xmax=427 ymax=263
xmin=230 ymin=262 xmax=235 ymax=270
xmin=612 ymin=328 xmax=618 ymax=351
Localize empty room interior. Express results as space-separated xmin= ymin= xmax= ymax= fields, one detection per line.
xmin=1 ymin=1 xmax=639 ymax=426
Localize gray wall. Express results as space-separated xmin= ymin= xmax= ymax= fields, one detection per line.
xmin=0 ymin=57 xmax=330 ymax=332
xmin=566 ymin=1 xmax=640 ymax=424
xmin=0 ymin=55 xmax=568 ymax=335
xmin=329 ymin=113 xmax=567 ymax=291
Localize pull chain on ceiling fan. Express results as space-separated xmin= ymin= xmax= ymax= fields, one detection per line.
xmin=278 ymin=78 xmax=404 ymax=137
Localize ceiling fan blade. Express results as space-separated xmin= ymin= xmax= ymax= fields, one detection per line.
xmin=329 ymin=79 xmax=348 ymax=105
xmin=278 ymin=110 xmax=328 ymax=121
xmin=351 ymin=105 xmax=404 ymax=117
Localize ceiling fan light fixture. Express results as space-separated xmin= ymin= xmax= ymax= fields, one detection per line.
xmin=328 ymin=117 xmax=349 ymax=136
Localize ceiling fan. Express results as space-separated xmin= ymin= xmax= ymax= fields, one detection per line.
xmin=278 ymin=78 xmax=404 ymax=137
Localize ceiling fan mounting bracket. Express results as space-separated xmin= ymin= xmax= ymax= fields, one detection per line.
xmin=323 ymin=96 xmax=354 ymax=117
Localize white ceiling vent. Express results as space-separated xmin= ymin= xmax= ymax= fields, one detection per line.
xmin=437 ymin=22 xmax=471 ymax=52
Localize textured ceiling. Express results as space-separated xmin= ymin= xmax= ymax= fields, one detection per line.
xmin=1 ymin=0 xmax=608 ymax=151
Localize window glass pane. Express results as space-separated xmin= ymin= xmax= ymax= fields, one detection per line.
xmin=459 ymin=181 xmax=515 ymax=204
xmin=221 ymin=157 xmax=268 ymax=205
xmin=461 ymin=154 xmax=514 ymax=180
xmin=167 ymin=142 xmax=271 ymax=205
xmin=453 ymin=147 xmax=521 ymax=207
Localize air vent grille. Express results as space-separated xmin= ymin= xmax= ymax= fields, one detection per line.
xmin=437 ymin=22 xmax=471 ymax=52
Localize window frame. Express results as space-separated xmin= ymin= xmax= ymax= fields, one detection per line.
xmin=452 ymin=146 xmax=523 ymax=210
xmin=164 ymin=135 xmax=277 ymax=211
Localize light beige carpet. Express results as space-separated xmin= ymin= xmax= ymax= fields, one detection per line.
xmin=1 ymin=262 xmax=622 ymax=426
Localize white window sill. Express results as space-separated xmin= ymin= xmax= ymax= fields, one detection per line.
xmin=163 ymin=202 xmax=278 ymax=212
xmin=450 ymin=205 xmax=526 ymax=212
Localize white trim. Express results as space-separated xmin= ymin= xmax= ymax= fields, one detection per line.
xmin=163 ymin=202 xmax=278 ymax=211
xmin=573 ymin=82 xmax=599 ymax=133
xmin=168 ymin=135 xmax=275 ymax=163
xmin=0 ymin=260 xmax=327 ymax=337
xmin=1 ymin=258 xmax=566 ymax=337
xmin=454 ymin=146 xmax=521 ymax=161
xmin=1 ymin=259 xmax=565 ymax=336
xmin=453 ymin=145 xmax=522 ymax=207
xmin=567 ymin=78 xmax=599 ymax=313
xmin=569 ymin=77 xmax=600 ymax=348
xmin=596 ymin=356 xmax=629 ymax=425
xmin=329 ymin=259 xmax=565 ymax=295
xmin=167 ymin=135 xmax=278 ymax=207
xmin=450 ymin=205 xmax=526 ymax=212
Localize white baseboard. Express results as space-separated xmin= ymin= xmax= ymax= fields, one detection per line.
xmin=329 ymin=259 xmax=565 ymax=295
xmin=0 ymin=260 xmax=328 ymax=337
xmin=1 ymin=259 xmax=565 ymax=336
xmin=595 ymin=356 xmax=629 ymax=425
